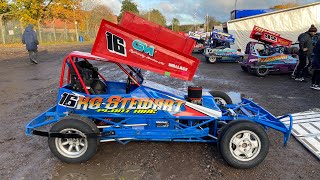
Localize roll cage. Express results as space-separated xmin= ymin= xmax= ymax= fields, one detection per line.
xmin=59 ymin=51 xmax=142 ymax=95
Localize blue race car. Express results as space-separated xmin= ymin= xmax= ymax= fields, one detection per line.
xmin=25 ymin=50 xmax=293 ymax=168
xmin=26 ymin=14 xmax=293 ymax=169
xmin=203 ymin=30 xmax=244 ymax=63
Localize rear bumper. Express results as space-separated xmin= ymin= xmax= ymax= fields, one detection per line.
xmin=25 ymin=106 xmax=59 ymax=136
xmin=223 ymin=98 xmax=293 ymax=145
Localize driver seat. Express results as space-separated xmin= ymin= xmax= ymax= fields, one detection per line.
xmin=91 ymin=79 xmax=107 ymax=94
xmin=69 ymin=60 xmax=107 ymax=94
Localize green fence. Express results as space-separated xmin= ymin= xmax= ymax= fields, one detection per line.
xmin=0 ymin=19 xmax=98 ymax=44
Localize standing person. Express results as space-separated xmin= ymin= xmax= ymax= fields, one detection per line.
xmin=22 ymin=24 xmax=39 ymax=64
xmin=294 ymin=24 xmax=317 ymax=82
xmin=311 ymin=38 xmax=320 ymax=90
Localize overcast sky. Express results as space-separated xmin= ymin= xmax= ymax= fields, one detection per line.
xmin=105 ymin=0 xmax=318 ymax=24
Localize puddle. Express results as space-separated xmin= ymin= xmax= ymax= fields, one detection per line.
xmin=270 ymin=95 xmax=284 ymax=99
xmin=226 ymin=91 xmax=242 ymax=104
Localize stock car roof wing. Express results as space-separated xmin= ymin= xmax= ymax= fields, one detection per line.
xmin=250 ymin=25 xmax=292 ymax=47
xmin=91 ymin=12 xmax=199 ymax=81
xmin=211 ymin=30 xmax=235 ymax=43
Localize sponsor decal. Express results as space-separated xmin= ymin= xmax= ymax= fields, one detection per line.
xmin=128 ymin=49 xmax=164 ymax=65
xmin=278 ymin=38 xmax=291 ymax=46
xmin=106 ymin=32 xmax=127 ymax=57
xmin=128 ymin=39 xmax=164 ymax=66
xmin=249 ymin=58 xmax=259 ymax=63
xmin=58 ymin=93 xmax=185 ymax=114
xmin=216 ymin=31 xmax=231 ymax=37
xmin=195 ymin=44 xmax=204 ymax=48
xmin=259 ymin=54 xmax=288 ymax=63
xmin=132 ymin=40 xmax=155 ymax=57
xmin=168 ymin=63 xmax=188 ymax=71
xmin=263 ymin=33 xmax=277 ymax=42
xmin=188 ymin=31 xmax=206 ymax=40
xmin=253 ymin=26 xmax=280 ymax=37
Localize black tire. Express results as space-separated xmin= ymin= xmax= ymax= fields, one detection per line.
xmin=241 ymin=65 xmax=248 ymax=72
xmin=48 ymin=115 xmax=100 ymax=163
xmin=206 ymin=56 xmax=217 ymax=64
xmin=285 ymin=47 xmax=299 ymax=55
xmin=209 ymin=91 xmax=233 ymax=106
xmin=254 ymin=68 xmax=269 ymax=77
xmin=248 ymin=68 xmax=254 ymax=73
xmin=219 ymin=120 xmax=269 ymax=169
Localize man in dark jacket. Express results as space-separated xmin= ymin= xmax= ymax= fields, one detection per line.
xmin=311 ymin=38 xmax=320 ymax=90
xmin=22 ymin=24 xmax=39 ymax=64
xmin=294 ymin=24 xmax=317 ymax=81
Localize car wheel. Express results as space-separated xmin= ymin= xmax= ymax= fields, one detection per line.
xmin=207 ymin=56 xmax=217 ymax=63
xmin=255 ymin=68 xmax=269 ymax=77
xmin=241 ymin=65 xmax=248 ymax=72
xmin=219 ymin=120 xmax=269 ymax=169
xmin=236 ymin=56 xmax=244 ymax=63
xmin=48 ymin=116 xmax=99 ymax=163
xmin=209 ymin=91 xmax=233 ymax=106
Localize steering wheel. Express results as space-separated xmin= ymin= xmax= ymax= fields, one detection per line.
xmin=126 ymin=71 xmax=133 ymax=94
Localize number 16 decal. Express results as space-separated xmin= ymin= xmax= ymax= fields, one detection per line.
xmin=59 ymin=92 xmax=79 ymax=108
xmin=106 ymin=32 xmax=127 ymax=57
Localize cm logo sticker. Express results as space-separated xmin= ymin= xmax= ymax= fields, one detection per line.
xmin=132 ymin=40 xmax=155 ymax=57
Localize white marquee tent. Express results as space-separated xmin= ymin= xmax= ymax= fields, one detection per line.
xmin=227 ymin=2 xmax=320 ymax=51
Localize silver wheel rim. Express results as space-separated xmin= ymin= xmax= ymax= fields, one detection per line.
xmin=209 ymin=56 xmax=216 ymax=63
xmin=214 ymin=97 xmax=227 ymax=106
xmin=55 ymin=128 xmax=88 ymax=159
xmin=229 ymin=130 xmax=261 ymax=161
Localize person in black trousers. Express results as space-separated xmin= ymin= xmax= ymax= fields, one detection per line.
xmin=22 ymin=24 xmax=39 ymax=64
xmin=294 ymin=25 xmax=317 ymax=82
xmin=311 ymin=38 xmax=320 ymax=90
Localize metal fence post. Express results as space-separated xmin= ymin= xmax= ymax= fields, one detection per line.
xmin=37 ymin=19 xmax=42 ymax=43
xmin=0 ymin=15 xmax=6 ymax=44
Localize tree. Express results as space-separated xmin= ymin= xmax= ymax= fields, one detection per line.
xmin=141 ymin=9 xmax=166 ymax=26
xmin=118 ymin=0 xmax=139 ymax=22
xmin=0 ymin=0 xmax=10 ymax=44
xmin=179 ymin=24 xmax=196 ymax=32
xmin=46 ymin=0 xmax=81 ymax=41
xmin=89 ymin=5 xmax=113 ymax=26
xmin=17 ymin=0 xmax=54 ymax=25
xmin=0 ymin=1 xmax=19 ymax=44
xmin=0 ymin=0 xmax=10 ymax=14
xmin=171 ymin=17 xmax=180 ymax=31
xmin=207 ymin=16 xmax=221 ymax=31
xmin=270 ymin=3 xmax=299 ymax=10
xmin=79 ymin=0 xmax=107 ymax=40
xmin=48 ymin=0 xmax=76 ymax=22
xmin=16 ymin=0 xmax=55 ymax=42
xmin=89 ymin=5 xmax=114 ymax=36
xmin=0 ymin=0 xmax=18 ymax=19
xmin=82 ymin=0 xmax=103 ymax=11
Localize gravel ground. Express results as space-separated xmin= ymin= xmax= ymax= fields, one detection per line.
xmin=0 ymin=45 xmax=319 ymax=180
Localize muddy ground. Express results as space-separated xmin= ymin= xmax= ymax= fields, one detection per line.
xmin=0 ymin=44 xmax=319 ymax=180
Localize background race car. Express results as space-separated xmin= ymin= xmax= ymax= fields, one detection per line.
xmin=188 ymin=31 xmax=207 ymax=53
xmin=204 ymin=30 xmax=244 ymax=63
xmin=240 ymin=25 xmax=298 ymax=77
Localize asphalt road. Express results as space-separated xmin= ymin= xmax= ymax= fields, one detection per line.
xmin=0 ymin=44 xmax=319 ymax=180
